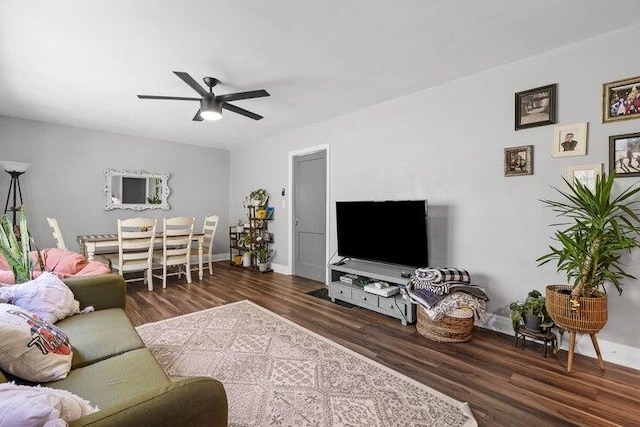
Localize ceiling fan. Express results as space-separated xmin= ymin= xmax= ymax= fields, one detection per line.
xmin=137 ymin=71 xmax=270 ymax=121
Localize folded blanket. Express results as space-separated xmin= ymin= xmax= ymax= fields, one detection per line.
xmin=406 ymin=282 xmax=489 ymax=308
xmin=414 ymin=267 xmax=470 ymax=284
xmin=416 ymin=292 xmax=487 ymax=322
xmin=410 ymin=268 xmax=471 ymax=295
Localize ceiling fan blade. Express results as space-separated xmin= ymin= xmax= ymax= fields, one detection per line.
xmin=216 ymin=89 xmax=270 ymax=103
xmin=173 ymin=71 xmax=210 ymax=97
xmin=222 ymin=103 xmax=263 ymax=120
xmin=192 ymin=109 xmax=203 ymax=121
xmin=137 ymin=95 xmax=201 ymax=101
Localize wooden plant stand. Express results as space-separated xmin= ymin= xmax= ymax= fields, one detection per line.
xmin=558 ymin=328 xmax=605 ymax=373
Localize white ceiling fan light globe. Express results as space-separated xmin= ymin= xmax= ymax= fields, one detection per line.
xmin=200 ymin=110 xmax=222 ymax=121
xmin=200 ymin=98 xmax=223 ymax=121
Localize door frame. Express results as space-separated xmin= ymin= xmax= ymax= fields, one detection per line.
xmin=287 ymin=144 xmax=330 ymax=281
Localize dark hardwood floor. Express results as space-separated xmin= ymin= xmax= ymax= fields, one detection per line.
xmin=125 ymin=262 xmax=640 ymax=427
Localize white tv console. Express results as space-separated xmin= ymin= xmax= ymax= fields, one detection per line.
xmin=327 ymin=259 xmax=416 ymax=325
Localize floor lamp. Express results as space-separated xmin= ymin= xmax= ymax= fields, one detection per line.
xmin=1 ymin=161 xmax=31 ymax=225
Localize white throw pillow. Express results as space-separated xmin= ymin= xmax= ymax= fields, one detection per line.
xmin=0 ymin=272 xmax=81 ymax=324
xmin=0 ymin=382 xmax=98 ymax=427
xmin=0 ymin=303 xmax=73 ymax=382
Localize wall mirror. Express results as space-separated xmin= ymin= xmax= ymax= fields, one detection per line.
xmin=104 ymin=168 xmax=170 ymax=210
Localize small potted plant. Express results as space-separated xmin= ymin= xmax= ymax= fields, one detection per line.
xmin=245 ymin=189 xmax=268 ymax=207
xmin=235 ymin=220 xmax=244 ymax=233
xmin=509 ymin=289 xmax=554 ymax=333
xmin=254 ymin=244 xmax=272 ymax=272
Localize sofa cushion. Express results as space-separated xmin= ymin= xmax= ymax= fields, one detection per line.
xmin=0 ymin=272 xmax=82 ymax=324
xmin=56 ymin=308 xmax=145 ymax=369
xmin=0 ymin=303 xmax=73 ymax=382
xmin=0 ymin=381 xmax=98 ymax=426
xmin=47 ymin=348 xmax=170 ymax=409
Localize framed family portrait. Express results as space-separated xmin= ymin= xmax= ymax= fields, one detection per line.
xmin=602 ymin=75 xmax=640 ymax=123
xmin=504 ymin=145 xmax=533 ymax=177
xmin=566 ymin=163 xmax=603 ymax=192
xmin=515 ymin=83 xmax=557 ymax=130
xmin=608 ymin=132 xmax=640 ymax=177
xmin=552 ymin=122 xmax=587 ymax=158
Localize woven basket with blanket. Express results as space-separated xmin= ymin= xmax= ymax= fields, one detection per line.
xmin=405 ymin=267 xmax=488 ymax=343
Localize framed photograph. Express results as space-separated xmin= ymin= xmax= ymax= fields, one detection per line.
xmin=566 ymin=163 xmax=603 ymax=192
xmin=608 ymin=132 xmax=640 ymax=177
xmin=504 ymin=145 xmax=533 ymax=177
xmin=515 ymin=83 xmax=557 ymax=130
xmin=552 ymin=122 xmax=587 ymax=158
xmin=602 ymin=75 xmax=640 ymax=123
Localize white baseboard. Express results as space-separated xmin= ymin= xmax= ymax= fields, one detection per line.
xmin=212 ymin=253 xmax=229 ymax=262
xmin=213 ymin=254 xmax=289 ymax=274
xmin=477 ymin=314 xmax=640 ymax=370
xmin=270 ymin=263 xmax=290 ymax=275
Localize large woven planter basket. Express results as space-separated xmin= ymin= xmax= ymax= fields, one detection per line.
xmin=416 ymin=306 xmax=474 ymax=343
xmin=545 ymin=285 xmax=608 ymax=334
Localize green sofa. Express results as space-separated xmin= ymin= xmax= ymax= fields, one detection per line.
xmin=0 ymin=274 xmax=228 ymax=426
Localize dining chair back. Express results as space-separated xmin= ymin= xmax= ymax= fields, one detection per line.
xmin=46 ymin=217 xmax=67 ymax=250
xmin=191 ymin=215 xmax=219 ymax=275
xmin=110 ymin=217 xmax=157 ymax=291
xmin=153 ymin=216 xmax=195 ymax=288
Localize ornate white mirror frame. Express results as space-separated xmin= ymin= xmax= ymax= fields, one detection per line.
xmin=104 ymin=168 xmax=170 ymax=210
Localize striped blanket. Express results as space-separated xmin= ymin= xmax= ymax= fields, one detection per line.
xmin=411 ymin=268 xmax=470 ymax=295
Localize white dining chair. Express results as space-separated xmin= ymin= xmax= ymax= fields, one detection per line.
xmin=153 ymin=216 xmax=195 ymax=288
xmin=191 ymin=215 xmax=219 ymax=276
xmin=108 ymin=217 xmax=157 ymax=291
xmin=46 ymin=217 xmax=67 ymax=250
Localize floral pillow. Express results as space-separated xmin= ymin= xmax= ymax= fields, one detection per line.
xmin=0 ymin=303 xmax=73 ymax=382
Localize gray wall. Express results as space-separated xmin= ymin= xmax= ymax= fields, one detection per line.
xmin=230 ymin=24 xmax=640 ymax=367
xmin=0 ymin=116 xmax=230 ymax=255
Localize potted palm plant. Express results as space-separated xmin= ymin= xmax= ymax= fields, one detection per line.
xmin=537 ymin=173 xmax=640 ymax=371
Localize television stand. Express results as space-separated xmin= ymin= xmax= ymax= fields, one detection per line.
xmin=327 ymin=259 xmax=416 ymax=325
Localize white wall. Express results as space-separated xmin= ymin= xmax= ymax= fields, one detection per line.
xmin=230 ymin=24 xmax=640 ymax=368
xmin=0 ymin=116 xmax=230 ymax=255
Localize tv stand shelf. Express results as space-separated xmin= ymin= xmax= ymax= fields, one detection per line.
xmin=327 ymin=260 xmax=416 ymax=325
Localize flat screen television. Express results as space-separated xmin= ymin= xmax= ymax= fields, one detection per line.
xmin=336 ymin=200 xmax=428 ymax=268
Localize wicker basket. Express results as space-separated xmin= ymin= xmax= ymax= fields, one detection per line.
xmin=416 ymin=306 xmax=474 ymax=343
xmin=545 ymin=284 xmax=608 ymax=334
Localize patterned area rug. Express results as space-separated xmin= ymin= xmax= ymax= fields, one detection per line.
xmin=136 ymin=300 xmax=477 ymax=426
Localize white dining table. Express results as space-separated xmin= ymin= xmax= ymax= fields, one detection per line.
xmin=77 ymin=233 xmax=205 ymax=280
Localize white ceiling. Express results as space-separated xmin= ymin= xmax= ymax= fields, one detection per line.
xmin=2 ymin=1 xmax=640 ymax=150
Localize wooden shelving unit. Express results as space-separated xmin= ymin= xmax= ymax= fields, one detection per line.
xmin=229 ymin=205 xmax=273 ymax=272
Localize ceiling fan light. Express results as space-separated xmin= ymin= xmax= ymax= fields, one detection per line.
xmin=200 ymin=110 xmax=222 ymax=121
xmin=200 ymin=98 xmax=223 ymax=121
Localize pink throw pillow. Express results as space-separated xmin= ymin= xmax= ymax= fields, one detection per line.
xmin=75 ymin=261 xmax=111 ymax=277
xmin=0 ymin=254 xmax=9 ymax=271
xmin=0 ymin=271 xmax=15 ymax=285
xmin=34 ymin=249 xmax=88 ymax=276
